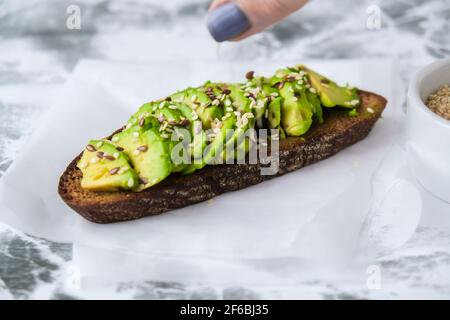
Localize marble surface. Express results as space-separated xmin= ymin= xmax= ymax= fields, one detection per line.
xmin=1 ymin=0 xmax=450 ymax=299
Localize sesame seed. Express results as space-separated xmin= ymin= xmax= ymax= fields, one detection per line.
xmin=113 ymin=152 xmax=120 ymax=158
xmin=191 ymin=95 xmax=197 ymax=102
xmin=367 ymin=107 xmax=375 ymax=114
xmin=112 ymin=136 xmax=120 ymax=142
xmin=79 ymin=161 xmax=88 ymax=169
xmin=139 ymin=118 xmax=145 ymax=127
xmin=96 ymin=141 xmax=104 ymax=148
xmin=292 ymin=96 xmax=298 ymax=101
xmin=133 ymin=150 xmax=140 ymax=156
xmin=350 ymin=99 xmax=360 ymax=106
xmin=169 ymin=104 xmax=178 ymax=110
xmin=159 ymin=101 xmax=166 ymax=109
xmin=104 ymin=155 xmax=116 ymax=161
xmin=127 ymin=178 xmax=135 ymax=188
xmin=133 ymin=131 xmax=139 ymax=137
xmin=224 ymin=100 xmax=231 ymax=106
xmin=309 ymin=88 xmax=317 ymax=94
xmin=160 ymin=133 xmax=169 ymax=139
xmin=90 ymin=157 xmax=99 ymax=164
xmin=116 ymin=146 xmax=124 ymax=151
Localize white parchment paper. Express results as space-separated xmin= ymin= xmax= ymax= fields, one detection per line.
xmin=0 ymin=59 xmax=404 ymax=274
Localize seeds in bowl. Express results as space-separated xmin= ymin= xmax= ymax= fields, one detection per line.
xmin=426 ymin=85 xmax=450 ymax=120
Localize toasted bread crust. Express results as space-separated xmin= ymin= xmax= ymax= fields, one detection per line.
xmin=58 ymin=90 xmax=387 ymax=223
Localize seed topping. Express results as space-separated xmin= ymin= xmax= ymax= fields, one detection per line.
xmin=137 ymin=145 xmax=148 ymax=152
xmin=426 ymin=85 xmax=450 ymax=120
xmin=245 ymin=70 xmax=255 ymax=80
xmin=109 ymin=167 xmax=120 ymax=175
xmin=180 ymin=119 xmax=191 ymax=127
xmin=86 ymin=144 xmax=96 ymax=152
xmin=127 ymin=177 xmax=135 ymax=188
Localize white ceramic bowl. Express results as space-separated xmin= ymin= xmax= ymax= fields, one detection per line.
xmin=407 ymin=57 xmax=450 ymax=203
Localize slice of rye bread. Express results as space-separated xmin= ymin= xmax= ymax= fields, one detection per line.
xmin=58 ymin=90 xmax=387 ymax=224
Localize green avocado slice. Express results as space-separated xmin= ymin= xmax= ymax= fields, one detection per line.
xmin=78 ymin=64 xmax=362 ymax=192
xmin=279 ymin=82 xmax=313 ymax=136
xmin=306 ymin=90 xmax=323 ymax=124
xmin=77 ymin=140 xmax=138 ymax=191
xmin=202 ymin=115 xmax=236 ymax=165
xmin=175 ymin=87 xmax=224 ymax=129
xmin=302 ymin=66 xmax=360 ymax=108
xmin=112 ymin=126 xmax=172 ymax=191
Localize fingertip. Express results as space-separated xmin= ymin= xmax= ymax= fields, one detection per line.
xmin=207 ymin=2 xmax=251 ymax=42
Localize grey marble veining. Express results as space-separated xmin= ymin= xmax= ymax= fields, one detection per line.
xmin=1 ymin=0 xmax=450 ymax=299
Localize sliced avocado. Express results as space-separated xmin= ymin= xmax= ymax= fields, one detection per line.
xmin=302 ymin=66 xmax=360 ymax=108
xmin=77 ymin=140 xmax=138 ymax=191
xmin=279 ymin=82 xmax=313 ymax=136
xmin=127 ymin=102 xmax=158 ymax=127
xmin=267 ymin=97 xmax=282 ymax=129
xmin=243 ymin=77 xmax=268 ymax=128
xmin=227 ymin=83 xmax=251 ymax=113
xmin=112 ymin=126 xmax=172 ymax=191
xmin=181 ymin=87 xmax=224 ymax=129
xmin=213 ymin=83 xmax=257 ymax=161
xmin=203 ymin=115 xmax=236 ymax=165
xmin=306 ymin=90 xmax=323 ymax=124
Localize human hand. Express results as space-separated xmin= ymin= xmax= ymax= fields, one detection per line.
xmin=207 ymin=0 xmax=308 ymax=42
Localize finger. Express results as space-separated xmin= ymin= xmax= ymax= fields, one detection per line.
xmin=236 ymin=0 xmax=307 ymax=40
xmin=207 ymin=0 xmax=307 ymax=42
xmin=209 ymin=0 xmax=231 ymax=11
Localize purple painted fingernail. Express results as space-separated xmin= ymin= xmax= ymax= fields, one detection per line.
xmin=207 ymin=3 xmax=250 ymax=42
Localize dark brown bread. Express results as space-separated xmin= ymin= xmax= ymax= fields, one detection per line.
xmin=58 ymin=90 xmax=387 ymax=223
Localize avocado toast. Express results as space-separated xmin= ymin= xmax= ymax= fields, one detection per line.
xmin=59 ymin=65 xmax=387 ymax=223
